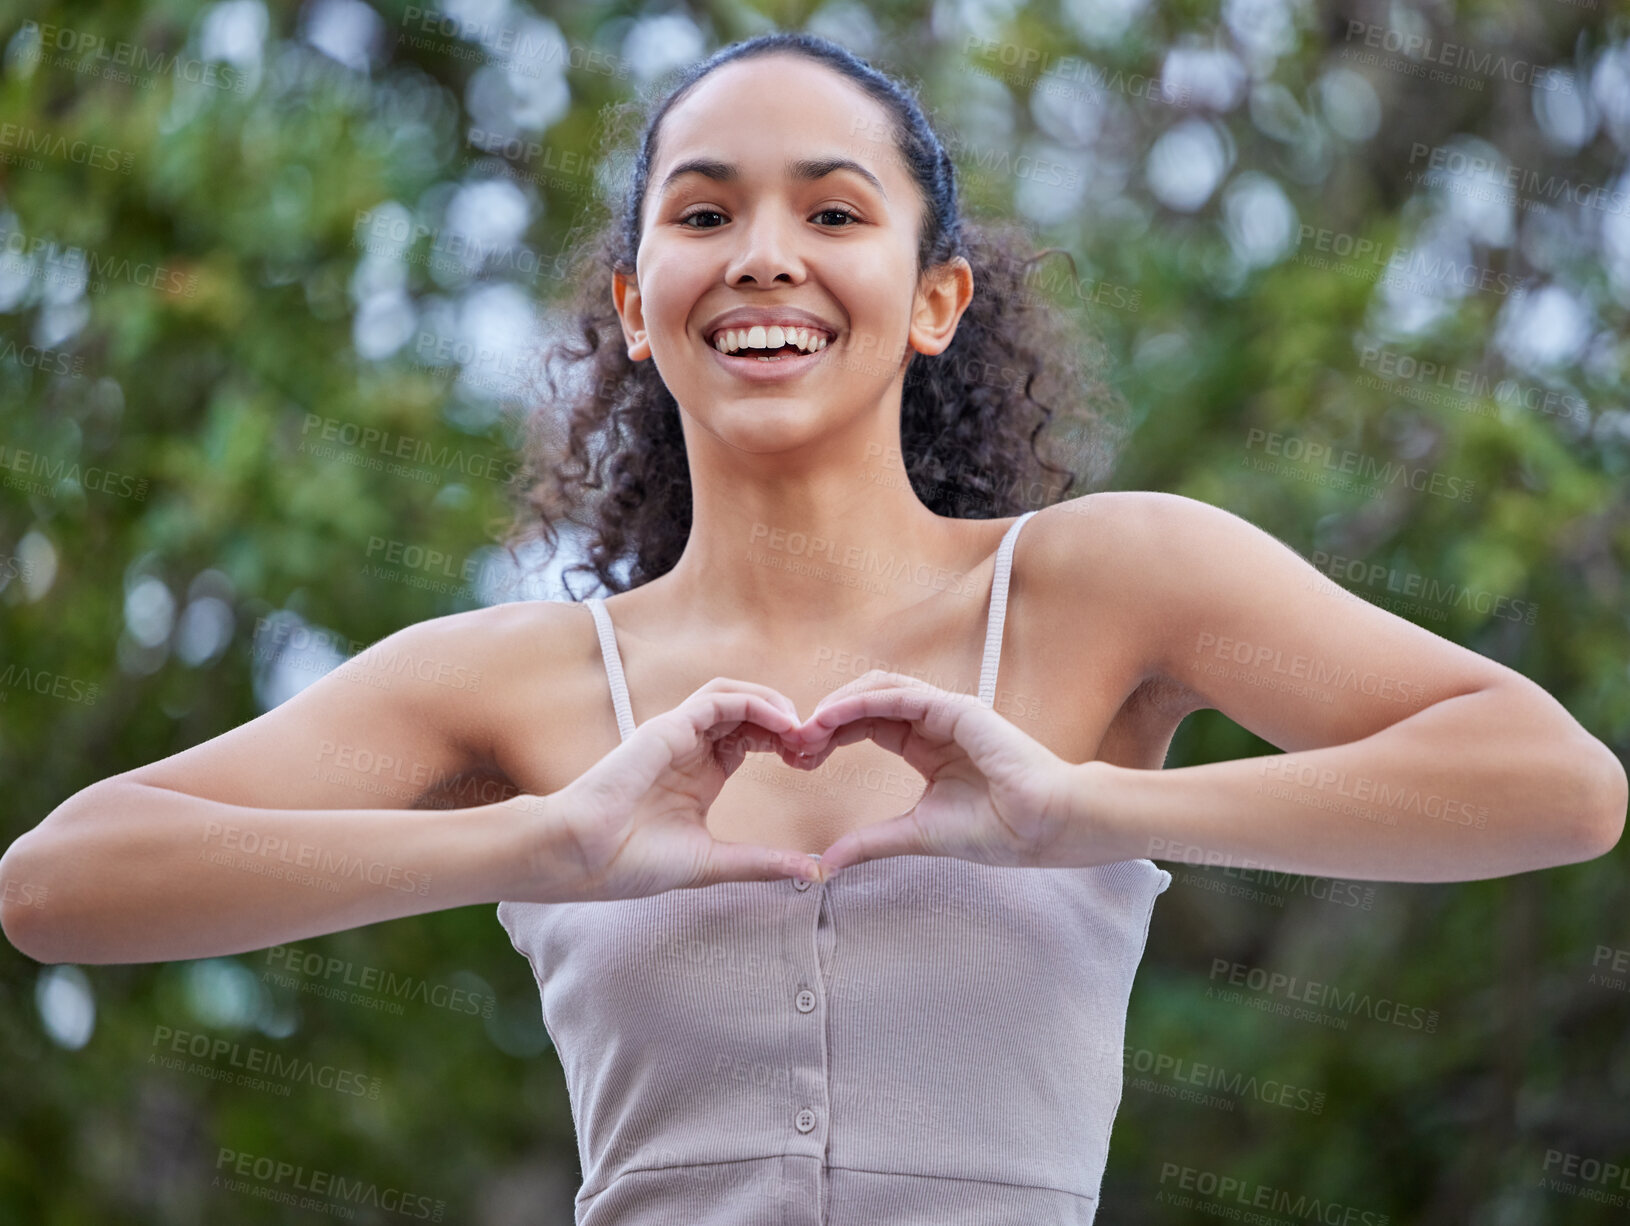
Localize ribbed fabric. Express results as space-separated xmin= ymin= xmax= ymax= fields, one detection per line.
xmin=498 ymin=511 xmax=1172 ymax=1225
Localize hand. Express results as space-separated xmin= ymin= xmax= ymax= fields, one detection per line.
xmin=785 ymin=670 xmax=1088 ymax=874
xmin=515 ymin=679 xmax=826 ymax=902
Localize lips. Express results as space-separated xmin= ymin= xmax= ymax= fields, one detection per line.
xmin=700 ymin=307 xmax=840 ymax=349
xmin=705 ymin=334 xmax=834 ymax=381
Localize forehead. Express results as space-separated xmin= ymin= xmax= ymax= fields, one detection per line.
xmin=651 ymin=55 xmax=902 ymax=190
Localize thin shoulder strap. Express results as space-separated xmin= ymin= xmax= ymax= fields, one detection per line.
xmin=583 ymin=596 xmax=636 ymax=743
xmin=977 ymin=510 xmax=1039 ymax=708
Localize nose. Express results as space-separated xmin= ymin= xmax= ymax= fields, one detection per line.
xmin=724 ymin=208 xmax=805 ymax=286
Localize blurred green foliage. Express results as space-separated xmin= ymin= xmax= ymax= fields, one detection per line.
xmin=2 ymin=1 xmax=1629 ymax=1223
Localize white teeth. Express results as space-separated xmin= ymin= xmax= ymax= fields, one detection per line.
xmin=711 ymin=324 xmax=832 ymax=356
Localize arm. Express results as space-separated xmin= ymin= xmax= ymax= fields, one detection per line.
xmin=0 ymin=605 xmax=580 ymax=965
xmin=1051 ymin=493 xmax=1627 ymax=883
xmin=0 ymin=782 xmax=560 ymax=965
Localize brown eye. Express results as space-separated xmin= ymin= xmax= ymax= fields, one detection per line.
xmin=678 ymin=209 xmax=726 ymax=229
xmin=815 ymin=208 xmax=860 ymax=227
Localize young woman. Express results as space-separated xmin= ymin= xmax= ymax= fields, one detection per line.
xmin=4 ymin=30 xmax=1623 ymax=1226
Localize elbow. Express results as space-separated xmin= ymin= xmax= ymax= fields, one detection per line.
xmin=1 ymin=784 xmax=114 ymax=965
xmin=0 ymin=834 xmax=62 ymax=964
xmin=1569 ymin=742 xmax=1628 ymax=863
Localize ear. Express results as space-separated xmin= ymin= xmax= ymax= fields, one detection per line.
xmin=611 ymin=268 xmax=653 ymax=361
xmin=906 ymin=255 xmax=973 ymax=358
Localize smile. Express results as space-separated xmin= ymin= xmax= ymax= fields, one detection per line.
xmin=704 ymin=327 xmax=837 ymax=381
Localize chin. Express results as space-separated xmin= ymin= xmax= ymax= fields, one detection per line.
xmin=692 ymin=398 xmax=839 ymax=446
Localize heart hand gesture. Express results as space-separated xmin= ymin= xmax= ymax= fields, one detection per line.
xmin=518 ymin=679 xmax=826 ymax=902
xmin=786 ymin=670 xmax=1089 ymax=875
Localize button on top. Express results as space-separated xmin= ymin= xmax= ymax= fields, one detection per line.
xmin=795 ymin=989 xmax=816 ymax=1013
xmin=795 ymin=1107 xmax=817 ymax=1133
xmin=794 ymin=852 xmax=821 ymax=891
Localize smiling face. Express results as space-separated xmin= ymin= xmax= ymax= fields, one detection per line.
xmin=612 ymin=53 xmax=971 ymax=454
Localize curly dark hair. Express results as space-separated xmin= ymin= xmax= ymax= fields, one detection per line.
xmin=503 ymin=30 xmax=1128 ymax=599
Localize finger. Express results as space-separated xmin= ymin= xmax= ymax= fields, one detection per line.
xmin=692 ymin=677 xmax=801 ymax=724
xmin=817 ymin=810 xmax=928 ymax=874
xmin=638 ymin=694 xmax=801 ymax=782
xmin=684 ymin=691 xmax=802 ymax=747
xmin=801 ymin=686 xmax=938 ymax=733
xmin=805 ymin=670 xmax=939 ymax=722
xmin=691 ymin=841 xmax=825 ymax=888
xmin=795 ymin=687 xmax=966 ymax=750
xmin=805 ymin=714 xmax=914 ymax=762
xmin=712 ymin=720 xmax=799 ymax=775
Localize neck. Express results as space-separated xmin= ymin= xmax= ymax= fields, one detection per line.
xmin=655 ymin=438 xmax=996 ymax=639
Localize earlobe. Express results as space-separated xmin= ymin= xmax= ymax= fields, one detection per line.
xmin=611 ymin=269 xmax=652 ymax=361
xmin=910 ymin=256 xmax=975 ymax=357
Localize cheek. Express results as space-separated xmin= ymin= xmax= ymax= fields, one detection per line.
xmin=636 ymin=251 xmax=707 ymax=329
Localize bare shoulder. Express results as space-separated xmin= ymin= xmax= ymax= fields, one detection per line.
xmin=1027 ymin=489 xmax=1526 ymax=756
xmin=1019 ymin=491 xmax=1217 ymax=718
xmin=388 ymin=597 xmax=602 ymax=805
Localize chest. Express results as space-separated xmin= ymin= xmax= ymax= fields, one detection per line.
xmin=491 ymin=594 xmax=1195 ymax=850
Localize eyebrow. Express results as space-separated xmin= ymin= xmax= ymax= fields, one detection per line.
xmin=656 ymin=156 xmax=888 ymax=203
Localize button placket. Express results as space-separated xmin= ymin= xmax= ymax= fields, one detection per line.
xmin=782 ymin=852 xmax=829 ymax=1223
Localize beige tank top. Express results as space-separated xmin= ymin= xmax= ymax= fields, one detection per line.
xmin=497 ymin=510 xmax=1171 ymax=1224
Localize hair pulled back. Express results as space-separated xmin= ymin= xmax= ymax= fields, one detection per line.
xmin=505 ymin=30 xmax=1125 ymax=598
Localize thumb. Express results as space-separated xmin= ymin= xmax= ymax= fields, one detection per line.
xmin=817 ymin=809 xmax=926 ymax=874
xmin=694 ymin=841 xmax=825 ymax=888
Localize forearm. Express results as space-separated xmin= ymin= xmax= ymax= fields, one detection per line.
xmin=1069 ymin=686 xmax=1625 ymax=883
xmin=0 ymin=782 xmax=558 ymax=965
